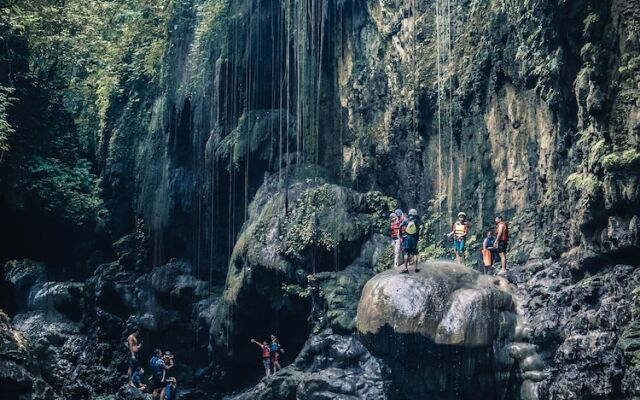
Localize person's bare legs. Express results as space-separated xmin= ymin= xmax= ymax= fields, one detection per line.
xmin=500 ymin=252 xmax=507 ymax=272
xmin=402 ymin=253 xmax=409 ymax=272
xmin=413 ymin=254 xmax=419 ymax=272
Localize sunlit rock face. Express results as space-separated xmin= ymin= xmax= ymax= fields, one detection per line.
xmin=356 ymin=262 xmax=520 ymax=399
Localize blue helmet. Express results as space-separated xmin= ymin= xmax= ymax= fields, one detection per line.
xmin=395 ymin=209 xmax=403 ymax=217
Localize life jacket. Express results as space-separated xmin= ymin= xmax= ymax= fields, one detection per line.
xmin=496 ymin=222 xmax=509 ymax=242
xmin=270 ymin=342 xmax=280 ymax=353
xmin=453 ymin=221 xmax=468 ymax=238
xmin=484 ymin=236 xmax=496 ymax=249
xmin=261 ymin=345 xmax=270 ymax=358
xmin=390 ymin=220 xmax=401 ymax=239
xmin=150 ymin=356 xmax=165 ymax=381
xmin=405 ymin=220 xmax=417 ymax=235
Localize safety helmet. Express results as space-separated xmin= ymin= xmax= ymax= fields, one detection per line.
xmin=395 ymin=209 xmax=403 ymax=217
xmin=457 ymin=212 xmax=466 ymax=218
xmin=408 ymin=209 xmax=418 ymax=216
xmin=389 ymin=212 xmax=397 ymax=218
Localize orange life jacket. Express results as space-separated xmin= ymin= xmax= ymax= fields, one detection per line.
xmin=496 ymin=222 xmax=509 ymax=242
xmin=390 ymin=220 xmax=401 ymax=239
xmin=261 ymin=345 xmax=270 ymax=358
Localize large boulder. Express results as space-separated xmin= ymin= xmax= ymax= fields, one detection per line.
xmin=356 ymin=262 xmax=519 ymax=399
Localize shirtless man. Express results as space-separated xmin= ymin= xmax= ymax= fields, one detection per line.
xmin=127 ymin=328 xmax=143 ymax=382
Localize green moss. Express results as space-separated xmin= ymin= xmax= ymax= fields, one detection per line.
xmin=565 ymin=172 xmax=602 ymax=207
xmin=280 ymin=184 xmax=338 ymax=257
xmin=601 ymin=150 xmax=640 ymax=172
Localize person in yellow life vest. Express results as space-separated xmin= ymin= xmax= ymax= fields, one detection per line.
xmin=447 ymin=212 xmax=470 ymax=265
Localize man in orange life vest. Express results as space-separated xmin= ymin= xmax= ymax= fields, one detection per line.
xmin=447 ymin=212 xmax=470 ymax=265
xmin=494 ymin=216 xmax=509 ymax=273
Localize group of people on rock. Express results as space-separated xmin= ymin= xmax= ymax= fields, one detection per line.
xmin=390 ymin=208 xmax=422 ymax=273
xmin=250 ymin=334 xmax=285 ymax=377
xmin=126 ymin=329 xmax=178 ymax=400
xmin=390 ymin=209 xmax=509 ymax=274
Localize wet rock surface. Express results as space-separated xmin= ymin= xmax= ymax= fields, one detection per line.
xmin=356 ymin=262 xmax=520 ymax=399
xmin=512 ymin=260 xmax=640 ymax=399
xmin=226 ymin=328 xmax=390 ymax=400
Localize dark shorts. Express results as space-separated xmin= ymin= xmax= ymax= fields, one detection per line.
xmin=153 ymin=379 xmax=165 ymax=390
xmin=262 ymin=357 xmax=271 ymax=369
xmin=127 ymin=356 xmax=139 ymax=370
xmin=402 ymin=236 xmax=418 ymax=255
xmin=497 ymin=240 xmax=508 ymax=253
xmin=453 ymin=239 xmax=466 ymax=253
xmin=271 ymin=352 xmax=280 ymax=363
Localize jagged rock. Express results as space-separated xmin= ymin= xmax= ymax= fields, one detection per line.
xmin=514 ymin=261 xmax=640 ymax=399
xmin=227 ymin=329 xmax=389 ymax=400
xmin=0 ymin=311 xmax=57 ymax=400
xmin=4 ymin=260 xmax=47 ymax=313
xmin=32 ymin=282 xmax=84 ymax=321
xmin=115 ymin=385 xmax=151 ymax=400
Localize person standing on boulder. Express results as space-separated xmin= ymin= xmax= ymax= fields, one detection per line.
xmin=250 ymin=338 xmax=271 ymax=377
xmin=390 ymin=211 xmax=402 ymax=268
xmin=482 ymin=229 xmax=497 ymax=274
xmin=127 ymin=328 xmax=143 ymax=382
xmin=400 ymin=209 xmax=421 ymax=273
xmin=270 ymin=334 xmax=285 ymax=373
xmin=493 ymin=216 xmax=509 ymax=273
xmin=447 ymin=212 xmax=470 ymax=265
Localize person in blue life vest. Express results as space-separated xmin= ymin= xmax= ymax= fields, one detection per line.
xmin=447 ymin=212 xmax=470 ymax=265
xmin=149 ymin=349 xmax=167 ymax=400
xmin=269 ymin=334 xmax=285 ymax=373
xmin=482 ymin=229 xmax=497 ymax=274
xmin=400 ymin=209 xmax=421 ymax=273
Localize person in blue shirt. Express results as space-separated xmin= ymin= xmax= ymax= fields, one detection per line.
xmin=149 ymin=349 xmax=166 ymax=400
xmin=161 ymin=377 xmax=177 ymax=400
xmin=269 ymin=334 xmax=285 ymax=373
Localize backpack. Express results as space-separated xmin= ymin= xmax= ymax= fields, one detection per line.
xmin=405 ymin=220 xmax=417 ymax=235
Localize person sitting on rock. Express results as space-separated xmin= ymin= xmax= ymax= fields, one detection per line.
xmin=127 ymin=328 xmax=143 ymax=382
xmin=447 ymin=212 xmax=470 ymax=265
xmin=150 ymin=349 xmax=166 ymax=400
xmin=160 ymin=377 xmax=177 ymax=400
xmin=390 ymin=211 xmax=402 ymax=268
xmin=493 ymin=216 xmax=509 ymax=273
xmin=250 ymin=338 xmax=271 ymax=377
xmin=130 ymin=365 xmax=147 ymax=392
xmin=400 ymin=209 xmax=421 ymax=273
xmin=482 ymin=229 xmax=496 ymax=274
xmin=270 ymin=334 xmax=285 ymax=373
